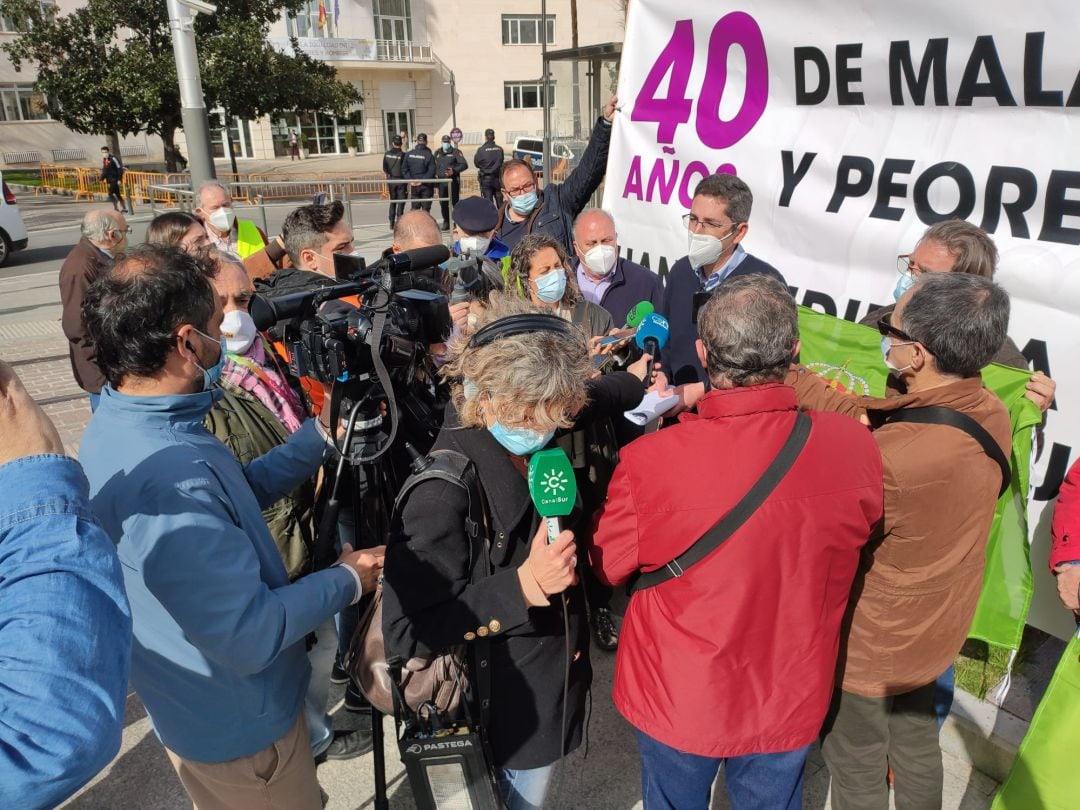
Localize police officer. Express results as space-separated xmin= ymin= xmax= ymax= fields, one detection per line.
xmin=382 ymin=135 xmax=407 ymax=231
xmin=473 ymin=128 xmax=504 ymax=208
xmin=450 ymin=196 xmax=511 ymax=264
xmin=434 ymin=134 xmax=468 ymax=231
xmin=403 ymin=132 xmax=435 ymax=212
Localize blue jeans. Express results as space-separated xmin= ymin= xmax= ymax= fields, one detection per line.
xmin=497 ymin=763 xmax=555 ymax=810
xmin=933 ymin=665 xmax=955 ymax=729
xmin=88 ymin=392 xmax=100 ymax=412
xmin=635 ymin=729 xmax=808 ymax=810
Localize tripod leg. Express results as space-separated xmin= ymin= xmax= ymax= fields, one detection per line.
xmin=371 ymin=705 xmax=389 ymax=810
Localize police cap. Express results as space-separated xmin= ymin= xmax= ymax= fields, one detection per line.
xmin=392 ymin=135 xmax=402 ymax=146
xmin=453 ymin=196 xmax=499 ymax=233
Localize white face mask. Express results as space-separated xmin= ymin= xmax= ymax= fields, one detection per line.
xmin=687 ymin=229 xmax=736 ymax=269
xmin=459 ymin=236 xmax=491 ymax=256
xmin=583 ymin=244 xmax=618 ymax=277
xmin=208 ymin=207 xmax=236 ymax=233
xmin=220 ymin=309 xmax=258 ymax=355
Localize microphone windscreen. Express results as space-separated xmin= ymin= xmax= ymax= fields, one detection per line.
xmin=625 ymin=301 xmax=655 ymax=328
xmin=635 ymin=312 xmax=670 ymax=351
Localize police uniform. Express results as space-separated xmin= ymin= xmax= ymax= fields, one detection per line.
xmin=473 ymin=129 xmax=505 ymax=207
xmin=434 ymin=135 xmax=469 ymax=230
xmin=383 ymin=137 xmax=407 ymax=229
xmin=403 ymin=133 xmax=436 ymax=211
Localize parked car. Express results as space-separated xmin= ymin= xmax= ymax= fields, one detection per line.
xmin=0 ymin=173 xmax=29 ymax=267
xmin=511 ymin=137 xmax=582 ymax=175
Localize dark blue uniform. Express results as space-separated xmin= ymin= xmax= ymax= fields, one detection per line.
xmin=403 ymin=142 xmax=436 ymax=212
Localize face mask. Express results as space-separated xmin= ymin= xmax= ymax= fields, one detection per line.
xmin=583 ymin=244 xmax=618 ymax=277
xmin=510 ymin=190 xmax=538 ymax=216
xmin=488 ymin=421 xmax=554 ymax=457
xmin=189 ymin=328 xmax=227 ymax=391
xmin=442 ymin=143 xmax=452 ymax=152
xmin=880 ymin=335 xmax=914 ymax=374
xmin=893 ymin=271 xmax=917 ymax=302
xmin=687 ymin=228 xmax=735 ymax=269
xmin=532 ymin=267 xmax=567 ymax=303
xmin=459 ymin=236 xmax=491 ymax=256
xmin=208 ymin=207 xmax=236 ymax=232
xmin=220 ymin=309 xmax=258 ymax=355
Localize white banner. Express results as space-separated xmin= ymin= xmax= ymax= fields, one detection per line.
xmin=604 ymin=0 xmax=1080 ymax=639
xmin=268 ymin=37 xmax=377 ymax=62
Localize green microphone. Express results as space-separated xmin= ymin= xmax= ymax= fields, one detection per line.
xmin=527 ymin=448 xmax=577 ymax=543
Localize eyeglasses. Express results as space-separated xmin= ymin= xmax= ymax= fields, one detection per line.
xmin=876 ymin=313 xmax=916 ymax=343
xmin=505 ymin=180 xmax=535 ymax=197
xmin=897 ymin=254 xmax=948 ymax=276
xmin=682 ymin=213 xmax=739 ymax=235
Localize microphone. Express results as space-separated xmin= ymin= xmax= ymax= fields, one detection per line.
xmin=623 ymin=300 xmax=654 ymax=329
xmin=385 ymin=244 xmax=451 ymax=273
xmin=635 ymin=312 xmax=670 ymax=366
xmin=527 ymin=448 xmax=578 ymax=543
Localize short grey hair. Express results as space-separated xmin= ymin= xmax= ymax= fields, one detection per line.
xmin=919 ymin=220 xmax=998 ymax=278
xmin=572 ymin=207 xmax=616 ymax=238
xmin=698 ymin=274 xmax=797 ymax=388
xmin=81 ymin=209 xmax=119 ymax=242
xmin=693 ymin=173 xmax=753 ymax=224
xmin=194 ymin=180 xmax=232 ymax=210
xmin=901 ymin=272 xmax=1010 ymax=378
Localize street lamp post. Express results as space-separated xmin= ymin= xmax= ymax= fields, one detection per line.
xmin=166 ymin=0 xmax=217 ymax=189
xmin=541 ymin=0 xmax=550 ymax=184
xmin=443 ymin=71 xmax=457 ymax=130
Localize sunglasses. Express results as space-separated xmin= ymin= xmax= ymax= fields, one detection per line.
xmin=876 ymin=313 xmax=916 ymax=343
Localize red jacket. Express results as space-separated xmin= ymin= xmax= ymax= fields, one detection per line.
xmin=1051 ymin=459 xmax=1080 ymax=570
xmin=590 ymin=384 xmax=883 ymax=757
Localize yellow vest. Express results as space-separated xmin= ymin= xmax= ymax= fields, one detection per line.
xmin=236 ymin=219 xmax=266 ymax=259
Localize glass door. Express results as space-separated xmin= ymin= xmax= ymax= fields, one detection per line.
xmin=384 ymin=110 xmax=414 ymax=148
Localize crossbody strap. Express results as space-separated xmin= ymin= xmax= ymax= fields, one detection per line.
xmin=884 ymin=406 xmax=1011 ymax=498
xmin=630 ymin=412 xmax=812 ymax=594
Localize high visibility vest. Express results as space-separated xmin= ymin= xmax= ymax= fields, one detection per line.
xmin=236 ymin=219 xmax=266 ymax=259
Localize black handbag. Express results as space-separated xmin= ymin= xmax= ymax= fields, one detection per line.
xmin=630 ymin=412 xmax=812 ymax=593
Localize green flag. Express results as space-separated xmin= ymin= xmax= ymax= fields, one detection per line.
xmin=991 ymin=630 xmax=1080 ymax=809
xmin=796 ymin=306 xmax=1041 ymax=651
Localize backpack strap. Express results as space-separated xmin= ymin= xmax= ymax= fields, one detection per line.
xmin=883 ymin=406 xmax=1011 ymax=497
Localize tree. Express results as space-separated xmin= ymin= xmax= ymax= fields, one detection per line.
xmin=0 ymin=0 xmax=361 ymax=171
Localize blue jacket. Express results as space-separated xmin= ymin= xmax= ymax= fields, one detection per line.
xmin=659 ymin=252 xmax=786 ymax=386
xmin=594 ymin=257 xmax=663 ymax=329
xmin=81 ymin=386 xmax=357 ymax=762
xmin=0 ymin=455 xmax=131 ymax=809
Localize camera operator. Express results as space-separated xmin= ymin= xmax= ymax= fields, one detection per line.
xmin=79 ymin=244 xmax=384 ymax=810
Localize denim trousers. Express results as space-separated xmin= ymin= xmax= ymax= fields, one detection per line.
xmin=497 ymin=763 xmax=556 ymax=810
xmin=304 ymin=615 xmax=338 ymax=757
xmin=635 ymin=729 xmax=808 ymax=810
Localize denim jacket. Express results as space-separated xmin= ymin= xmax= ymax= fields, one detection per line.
xmin=0 ymin=454 xmax=131 ymax=809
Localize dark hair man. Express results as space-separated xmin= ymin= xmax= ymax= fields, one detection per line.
xmin=281 ymin=200 xmax=355 ymax=279
xmin=100 ymin=145 xmax=129 ymax=214
xmin=80 ymin=243 xmax=384 ymax=810
xmin=819 ymin=272 xmax=1012 ymax=809
xmin=403 ymin=132 xmax=436 ymax=212
xmin=383 ymin=134 xmax=407 ymax=231
xmin=473 ymin=128 xmax=505 ymax=207
xmin=592 ymin=273 xmax=883 ymax=810
xmin=496 ymin=97 xmax=618 ymax=256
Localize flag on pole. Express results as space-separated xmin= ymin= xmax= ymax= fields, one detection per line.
xmin=334 ymin=0 xmax=340 ymax=26
xmin=796 ymin=307 xmax=1041 ymax=654
xmin=318 ymin=0 xmax=327 ymax=29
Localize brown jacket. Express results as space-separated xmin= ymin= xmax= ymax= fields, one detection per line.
xmin=59 ymin=237 xmax=109 ymax=393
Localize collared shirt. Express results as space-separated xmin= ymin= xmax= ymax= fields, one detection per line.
xmin=695 ymin=243 xmax=748 ymax=291
xmin=576 ymin=262 xmax=615 ymax=306
xmin=206 ymin=223 xmax=239 ymax=255
xmin=0 ymin=454 xmax=131 ymax=807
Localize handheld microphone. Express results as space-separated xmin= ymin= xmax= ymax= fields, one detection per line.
xmin=527 ymin=448 xmax=577 ymax=543
xmin=623 ymin=300 xmax=654 ymax=329
xmin=635 ymin=312 xmax=670 ymax=366
xmin=386 ymin=244 xmax=451 ymax=273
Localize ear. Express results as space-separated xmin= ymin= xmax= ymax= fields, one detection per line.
xmin=792 ymin=338 xmax=802 ymax=361
xmin=299 ymin=247 xmax=321 ymax=270
xmin=731 ymin=221 xmax=749 ymax=246
xmin=174 ymin=324 xmax=199 ymax=365
xmin=695 ymin=338 xmax=708 ymax=370
xmin=910 ymin=342 xmax=931 ymax=372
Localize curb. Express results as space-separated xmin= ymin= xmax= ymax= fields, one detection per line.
xmin=940 ymin=687 xmax=1025 ymax=783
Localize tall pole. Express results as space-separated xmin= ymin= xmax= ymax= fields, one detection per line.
xmin=540 ymin=0 xmax=550 ymax=186
xmin=166 ymin=0 xmax=216 ymax=189
xmin=450 ymin=70 xmax=457 ymax=130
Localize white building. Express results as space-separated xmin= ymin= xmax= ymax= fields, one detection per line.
xmin=0 ymin=0 xmax=627 ymax=168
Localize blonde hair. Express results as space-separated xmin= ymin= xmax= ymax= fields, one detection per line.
xmin=442 ymin=293 xmax=592 ymax=432
xmin=506 ymin=233 xmax=582 ymax=308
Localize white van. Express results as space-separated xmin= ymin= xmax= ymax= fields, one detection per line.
xmin=511 ymin=137 xmax=578 ymax=175
xmin=0 ymin=172 xmax=29 ymax=267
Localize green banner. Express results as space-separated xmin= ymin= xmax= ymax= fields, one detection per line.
xmin=797 ymin=307 xmax=1041 ymax=651
xmin=991 ymin=631 xmax=1080 ymax=809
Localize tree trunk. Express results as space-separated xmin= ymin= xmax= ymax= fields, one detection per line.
xmin=162 ymin=126 xmax=178 ymax=173
xmin=107 ymin=132 xmax=122 ymax=163
xmin=223 ymin=110 xmax=239 ymax=178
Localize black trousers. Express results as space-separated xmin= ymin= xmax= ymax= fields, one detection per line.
xmin=409 ymin=183 xmax=433 ymax=211
xmin=437 ymin=177 xmax=461 ymax=225
xmin=820 ymin=682 xmax=943 ymax=810
xmin=106 ymin=179 xmax=128 ymax=211
xmin=387 ymin=183 xmax=407 ymax=225
xmin=479 ymin=175 xmax=503 ymax=208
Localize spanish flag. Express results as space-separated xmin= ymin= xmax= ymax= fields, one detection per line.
xmin=318 ymin=0 xmax=327 ymax=28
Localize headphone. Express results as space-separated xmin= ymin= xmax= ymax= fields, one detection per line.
xmin=466 ymin=313 xmax=576 ymax=349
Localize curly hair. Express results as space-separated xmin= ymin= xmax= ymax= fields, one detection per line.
xmin=441 ymin=292 xmax=592 ymax=433
xmin=505 ymin=233 xmax=581 ymax=308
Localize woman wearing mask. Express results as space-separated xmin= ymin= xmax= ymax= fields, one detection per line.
xmin=382 ymin=294 xmax=596 ymax=810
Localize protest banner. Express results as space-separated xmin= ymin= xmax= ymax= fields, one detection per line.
xmin=604 ymin=0 xmax=1080 ymax=641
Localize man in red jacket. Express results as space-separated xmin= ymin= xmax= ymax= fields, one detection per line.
xmin=1052 ymin=459 xmax=1080 ymax=614
xmin=590 ymin=274 xmax=884 ymax=810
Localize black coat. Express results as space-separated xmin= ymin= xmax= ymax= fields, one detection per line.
xmin=382 ymin=148 xmax=405 ymax=179
xmin=473 ymin=141 xmax=504 ymax=178
xmin=434 ymin=147 xmax=468 ymax=179
xmin=381 ymin=371 xmax=644 ymax=770
xmin=592 ymin=257 xmax=663 ymax=328
xmin=403 ymin=146 xmax=436 ymax=181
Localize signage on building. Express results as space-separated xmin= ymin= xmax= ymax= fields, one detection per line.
xmin=269 ymin=37 xmax=378 ymax=62
xmin=450 ymin=127 xmax=463 ymax=144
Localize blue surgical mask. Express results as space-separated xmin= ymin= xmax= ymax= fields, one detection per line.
xmin=442 ymin=143 xmax=452 ymax=152
xmin=488 ymin=421 xmax=554 ymax=456
xmin=510 ymin=190 xmax=538 ymax=215
xmin=893 ymin=271 xmax=917 ymax=302
xmin=191 ymin=328 xmax=227 ymax=391
xmin=880 ymin=335 xmax=913 ymax=374
xmin=533 ymin=267 xmax=567 ymax=303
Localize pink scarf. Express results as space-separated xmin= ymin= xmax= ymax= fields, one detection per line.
xmin=221 ymin=337 xmax=305 ymax=433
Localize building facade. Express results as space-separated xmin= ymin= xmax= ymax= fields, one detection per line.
xmin=0 ymin=0 xmax=626 ymax=170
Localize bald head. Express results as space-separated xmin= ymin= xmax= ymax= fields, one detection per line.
xmin=572 ymin=208 xmax=618 ymax=271
xmin=82 ymin=208 xmax=128 ymax=255
xmin=393 ymin=211 xmax=443 ymax=253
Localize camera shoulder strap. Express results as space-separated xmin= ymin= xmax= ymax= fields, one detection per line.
xmin=629 ymin=412 xmax=812 ymax=593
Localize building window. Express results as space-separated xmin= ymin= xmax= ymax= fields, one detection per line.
xmin=374 ymin=0 xmax=412 ymax=42
xmin=1 ymin=1 xmax=56 ymax=33
xmin=0 ymin=84 xmax=49 ymax=121
xmin=504 ymin=81 xmax=555 ymax=110
xmin=286 ymin=0 xmax=335 ymax=38
xmin=501 ymin=15 xmax=554 ymax=45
